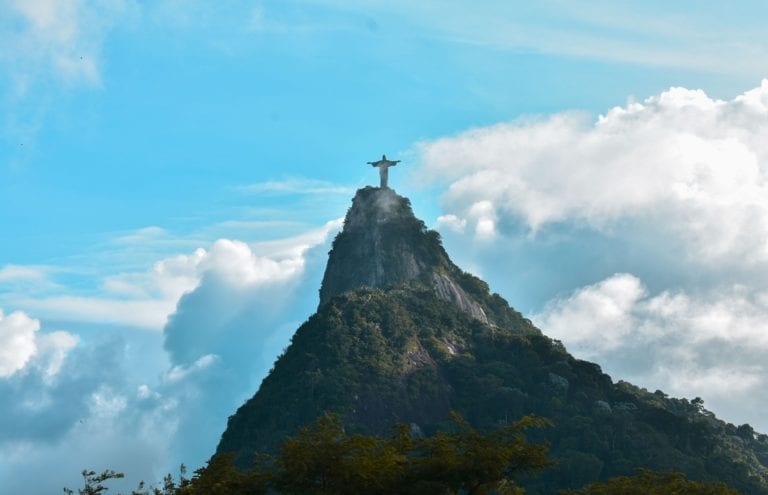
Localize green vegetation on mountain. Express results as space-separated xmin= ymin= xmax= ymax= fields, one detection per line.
xmin=65 ymin=416 xmax=739 ymax=494
xmin=64 ymin=428 xmax=740 ymax=495
xmin=563 ymin=468 xmax=740 ymax=495
xmin=213 ymin=187 xmax=768 ymax=493
xmin=66 ymin=412 xmax=552 ymax=494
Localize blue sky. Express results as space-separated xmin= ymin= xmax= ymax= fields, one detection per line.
xmin=3 ymin=1 xmax=768 ymax=492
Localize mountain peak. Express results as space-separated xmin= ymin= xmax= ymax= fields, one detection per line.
xmin=318 ymin=186 xmax=452 ymax=308
xmin=318 ymin=187 xmax=527 ymax=327
xmin=216 ymin=187 xmax=768 ymax=494
xmin=336 ymin=186 xmax=418 ymax=231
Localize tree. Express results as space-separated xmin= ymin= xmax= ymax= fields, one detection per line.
xmin=737 ymin=423 xmax=755 ymax=441
xmin=268 ymin=411 xmax=551 ymax=495
xmin=273 ymin=413 xmax=409 ymax=495
xmin=403 ymin=412 xmax=552 ymax=495
xmin=562 ymin=468 xmax=740 ymax=495
xmin=63 ymin=469 xmax=125 ymax=495
xmin=65 ymin=424 xmax=745 ymax=495
xmin=183 ymin=452 xmax=275 ymax=495
xmin=178 ymin=411 xmax=552 ymax=494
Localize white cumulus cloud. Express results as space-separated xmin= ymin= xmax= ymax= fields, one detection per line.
xmin=416 ymin=81 xmax=768 ymax=434
xmin=0 ymin=309 xmax=40 ymax=377
xmin=0 ymin=308 xmax=77 ymax=378
xmin=0 ymin=219 xmax=342 ymax=492
xmin=4 ymin=220 xmax=341 ymax=331
xmin=418 ymin=80 xmax=768 ymax=265
xmin=534 ymin=273 xmax=768 ymax=430
xmin=164 ymin=354 xmax=218 ymax=384
xmin=200 ymin=239 xmax=304 ymax=287
xmin=156 ymin=221 xmax=340 ymax=470
xmin=533 ymin=274 xmax=645 ymax=355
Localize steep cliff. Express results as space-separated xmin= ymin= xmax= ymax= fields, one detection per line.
xmin=318 ymin=187 xmax=445 ymax=307
xmin=318 ymin=186 xmax=518 ymax=327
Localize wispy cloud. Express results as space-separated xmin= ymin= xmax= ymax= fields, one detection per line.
xmin=0 ymin=265 xmax=50 ymax=283
xmin=11 ymin=295 xmax=178 ymax=331
xmin=239 ymin=177 xmax=354 ymax=195
xmin=0 ymin=0 xmax=135 ymax=90
xmin=0 ymin=265 xmax=62 ymax=294
xmin=308 ymin=0 xmax=768 ymax=77
xmin=0 ymin=0 xmax=136 ymax=157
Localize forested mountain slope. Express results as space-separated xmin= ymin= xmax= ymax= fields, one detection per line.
xmin=216 ymin=187 xmax=768 ymax=494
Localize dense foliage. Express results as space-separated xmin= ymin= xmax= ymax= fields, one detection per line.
xmin=65 ymin=412 xmax=552 ymax=494
xmin=216 ymin=283 xmax=768 ymax=493
xmin=66 ymin=415 xmax=741 ymax=495
xmin=562 ymin=468 xmax=740 ymax=495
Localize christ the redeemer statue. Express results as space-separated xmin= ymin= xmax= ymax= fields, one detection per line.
xmin=367 ymin=154 xmax=401 ymax=189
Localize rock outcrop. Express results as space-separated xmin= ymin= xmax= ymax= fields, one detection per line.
xmin=318 ymin=186 xmax=497 ymax=325
xmin=318 ymin=187 xmax=448 ymax=307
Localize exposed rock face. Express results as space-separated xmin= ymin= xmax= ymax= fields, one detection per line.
xmin=432 ymin=273 xmax=488 ymax=323
xmin=319 ymin=187 xmax=490 ymax=323
xmin=319 ymin=187 xmax=444 ymax=306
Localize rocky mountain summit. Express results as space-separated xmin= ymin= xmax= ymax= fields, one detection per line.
xmin=216 ymin=187 xmax=768 ymax=494
xmin=318 ymin=186 xmax=445 ymax=307
xmin=319 ymin=187 xmax=492 ymax=324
